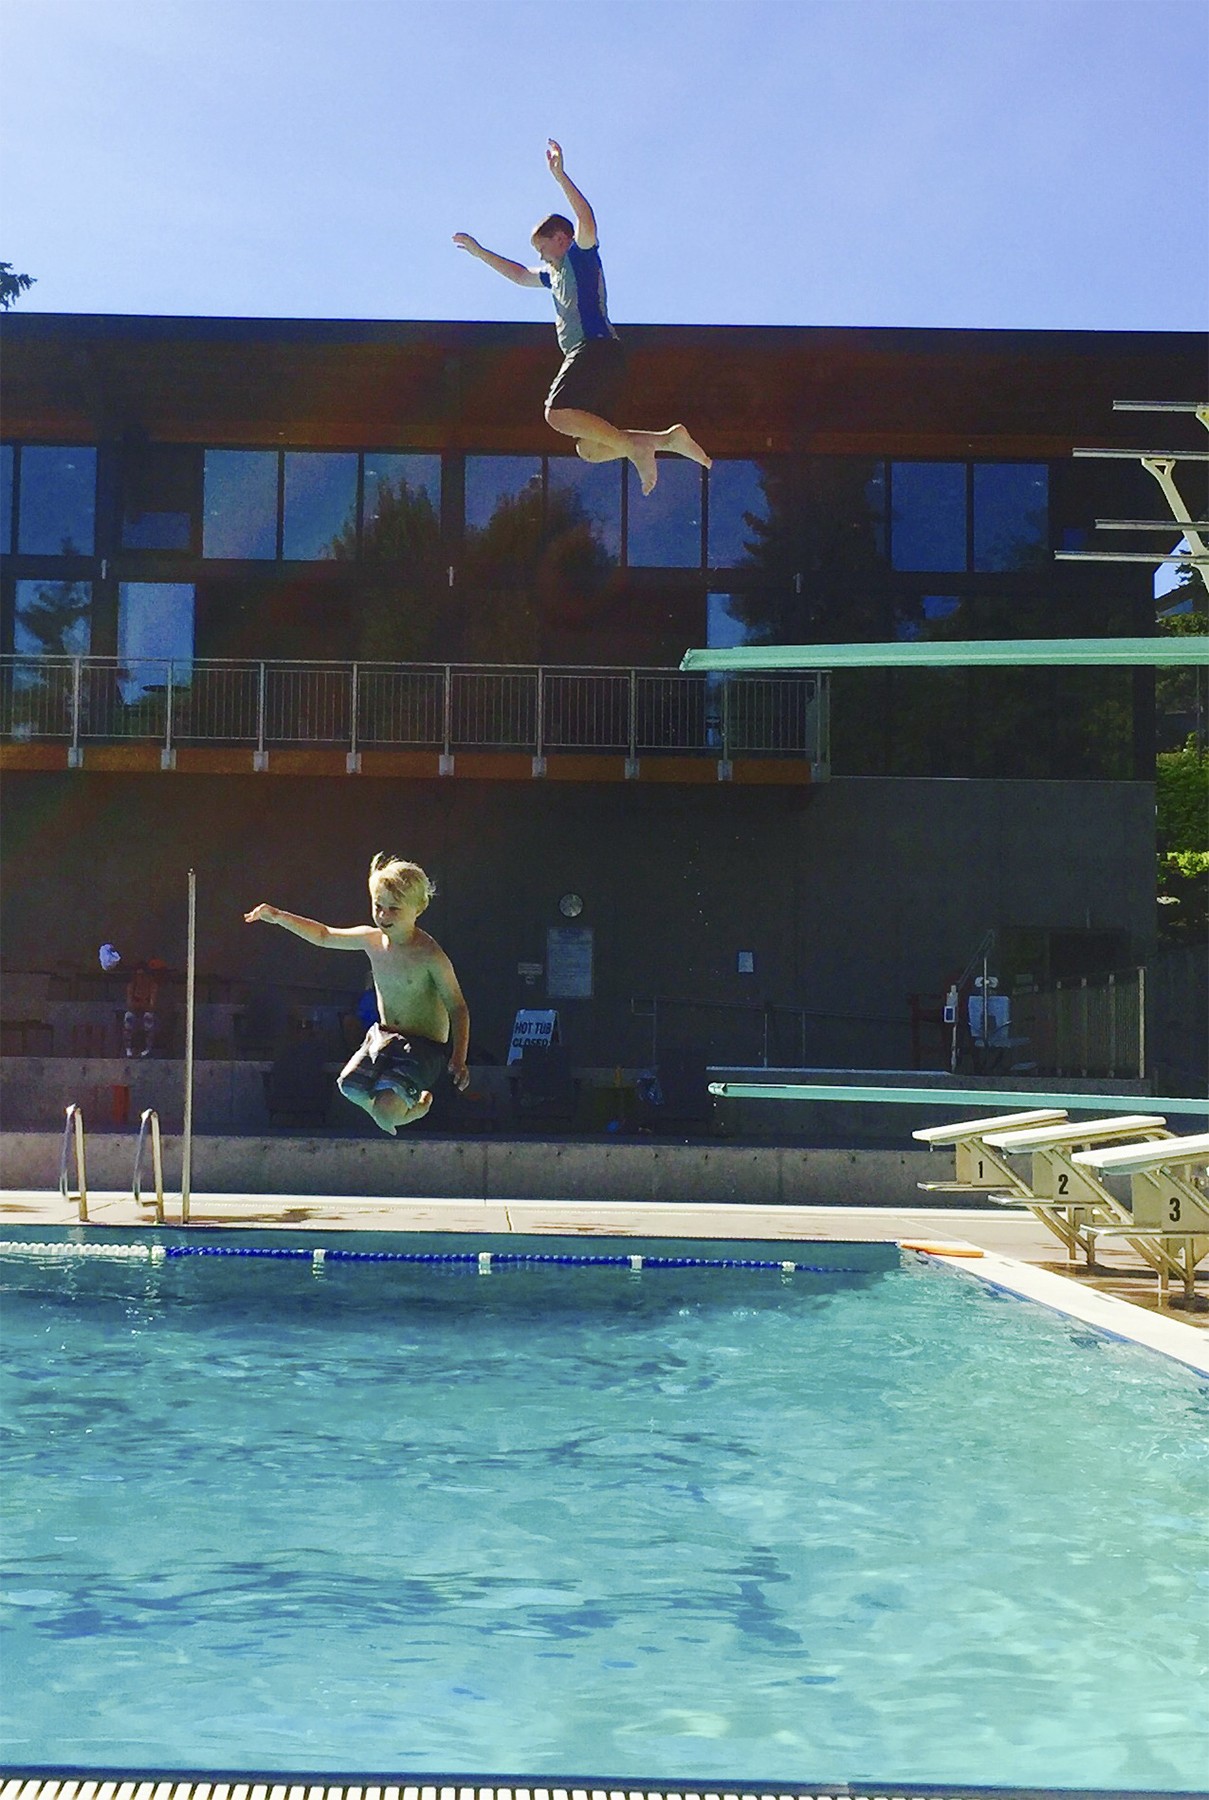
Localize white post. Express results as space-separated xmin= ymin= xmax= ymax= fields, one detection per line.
xmin=181 ymin=868 xmax=197 ymax=1223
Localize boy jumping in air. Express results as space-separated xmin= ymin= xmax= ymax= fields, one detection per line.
xmin=245 ymin=854 xmax=470 ymax=1133
xmin=454 ymin=139 xmax=711 ymax=496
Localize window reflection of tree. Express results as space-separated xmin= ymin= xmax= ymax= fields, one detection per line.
xmin=462 ymin=478 xmax=618 ymax=663
xmin=882 ymin=589 xmax=1134 ymax=778
xmin=720 ymin=458 xmax=910 ymax=774
xmin=331 ymin=474 xmax=444 ymax=662
xmin=10 ymin=578 xmax=91 ymax=737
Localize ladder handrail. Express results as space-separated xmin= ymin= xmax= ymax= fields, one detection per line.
xmin=133 ymin=1108 xmax=166 ymax=1224
xmin=59 ymin=1103 xmax=87 ymax=1222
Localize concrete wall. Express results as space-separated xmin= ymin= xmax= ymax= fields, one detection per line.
xmin=1 ymin=770 xmax=1155 ymax=1071
xmin=0 ymin=1128 xmax=934 ymax=1209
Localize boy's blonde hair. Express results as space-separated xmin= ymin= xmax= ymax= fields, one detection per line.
xmin=368 ymin=852 xmax=435 ymax=914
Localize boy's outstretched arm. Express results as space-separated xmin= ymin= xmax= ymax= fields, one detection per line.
xmin=244 ymin=904 xmax=375 ymax=949
xmin=452 ymin=233 xmax=544 ymax=287
xmin=429 ymin=943 xmax=471 ymax=1089
xmin=545 ymin=139 xmax=597 ymax=247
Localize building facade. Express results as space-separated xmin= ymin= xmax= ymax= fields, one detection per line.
xmin=1 ymin=314 xmax=1203 ymax=1073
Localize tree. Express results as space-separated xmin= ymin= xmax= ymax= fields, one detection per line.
xmin=0 ymin=263 xmax=35 ymax=309
xmin=1156 ymin=734 xmax=1208 ymax=944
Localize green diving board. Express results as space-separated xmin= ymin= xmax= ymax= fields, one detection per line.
xmin=708 ymin=1080 xmax=1209 ymax=1115
xmin=680 ymin=636 xmax=1208 ymax=674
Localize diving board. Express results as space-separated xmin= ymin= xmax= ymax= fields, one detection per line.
xmin=680 ymin=636 xmax=1207 ymax=674
xmin=708 ymin=1080 xmax=1209 ymax=1116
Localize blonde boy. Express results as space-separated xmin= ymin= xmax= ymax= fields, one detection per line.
xmin=245 ymin=854 xmax=470 ymax=1133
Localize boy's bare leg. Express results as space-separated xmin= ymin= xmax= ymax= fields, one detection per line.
xmin=546 ymin=406 xmax=658 ymax=494
xmin=372 ymin=1089 xmax=432 ymax=1132
xmin=342 ymin=1086 xmax=432 ymax=1135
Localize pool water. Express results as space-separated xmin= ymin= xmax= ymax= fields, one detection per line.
xmin=1 ymin=1233 xmax=1207 ymax=1789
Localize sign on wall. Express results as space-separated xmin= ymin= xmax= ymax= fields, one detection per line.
xmin=547 ymin=926 xmax=593 ymax=999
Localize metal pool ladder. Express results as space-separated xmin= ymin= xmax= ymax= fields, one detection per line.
xmin=132 ymin=1107 xmax=166 ymax=1224
xmin=58 ymin=1103 xmax=87 ymax=1221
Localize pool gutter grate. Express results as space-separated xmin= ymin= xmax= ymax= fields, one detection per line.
xmin=3 ymin=1781 xmax=1204 ymax=1800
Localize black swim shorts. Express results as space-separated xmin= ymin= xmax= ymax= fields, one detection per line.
xmin=338 ymin=1023 xmax=449 ymax=1109
xmin=545 ymin=337 xmax=627 ymax=420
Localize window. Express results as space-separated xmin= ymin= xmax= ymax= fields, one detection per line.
xmin=282 ymin=452 xmax=358 ymax=560
xmin=896 ymin=594 xmax=963 ymax=641
xmin=890 ymin=462 xmax=965 ymax=571
xmin=465 ymin=456 xmax=542 ymax=533
xmin=117 ymin=583 xmax=195 ymax=701
xmin=361 ymin=453 xmax=442 ymax=565
xmin=1 ymin=444 xmax=13 ymax=553
xmin=464 ymin=457 xmax=544 ymax=596
xmin=121 ymin=444 xmax=200 ymax=551
xmin=626 ymin=460 xmax=702 ymax=567
xmin=14 ymin=578 xmax=92 ymax=655
xmin=17 ymin=446 xmax=97 ymax=556
xmin=973 ymin=463 xmax=1048 ymax=571
xmin=547 ymin=458 xmax=622 ymax=563
xmin=707 ymin=461 xmax=769 ymax=568
xmin=203 ymin=450 xmax=278 ymax=559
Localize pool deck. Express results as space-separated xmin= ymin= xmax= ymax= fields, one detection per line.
xmin=3 ymin=1182 xmax=1206 ymax=1374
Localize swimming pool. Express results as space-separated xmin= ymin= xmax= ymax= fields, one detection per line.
xmin=2 ymin=1229 xmax=1207 ymax=1790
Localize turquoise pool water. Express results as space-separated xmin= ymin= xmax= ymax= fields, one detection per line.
xmin=1 ymin=1231 xmax=1207 ymax=1789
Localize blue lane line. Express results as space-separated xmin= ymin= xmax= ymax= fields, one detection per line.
xmin=160 ymin=1245 xmax=863 ymax=1274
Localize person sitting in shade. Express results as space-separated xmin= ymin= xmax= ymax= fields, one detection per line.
xmin=454 ymin=138 xmax=711 ymax=497
xmin=123 ymin=960 xmax=159 ymax=1058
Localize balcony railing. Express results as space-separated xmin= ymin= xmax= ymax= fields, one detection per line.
xmin=1 ymin=656 xmax=829 ymax=768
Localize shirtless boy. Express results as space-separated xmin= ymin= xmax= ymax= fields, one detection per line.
xmin=245 ymin=854 xmax=470 ymax=1133
xmin=454 ymin=138 xmax=710 ymax=496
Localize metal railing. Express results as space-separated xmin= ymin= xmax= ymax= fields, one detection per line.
xmin=632 ymin=994 xmax=906 ymax=1069
xmin=132 ymin=1107 xmax=166 ymax=1223
xmin=1 ymin=655 xmax=828 ymax=766
xmin=59 ymin=1102 xmax=88 ymax=1221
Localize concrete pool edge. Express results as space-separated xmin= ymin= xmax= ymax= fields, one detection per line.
xmin=2 ymin=1187 xmax=1206 ymax=1375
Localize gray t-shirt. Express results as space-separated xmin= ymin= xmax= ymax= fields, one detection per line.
xmin=539 ymin=241 xmax=620 ymax=355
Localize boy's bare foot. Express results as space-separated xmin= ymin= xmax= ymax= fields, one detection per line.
xmin=631 ymin=446 xmax=658 ymax=496
xmin=668 ymin=424 xmax=712 ymax=468
xmin=397 ymin=1091 xmax=433 ymax=1127
xmin=371 ymin=1087 xmax=433 ymax=1132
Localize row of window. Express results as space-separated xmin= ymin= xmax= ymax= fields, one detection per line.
xmin=1 ymin=443 xmax=1049 ymax=575
xmin=9 ymin=577 xmax=1126 ymax=677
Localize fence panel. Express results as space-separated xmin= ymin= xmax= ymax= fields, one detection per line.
xmin=1012 ymin=970 xmax=1143 ymax=1079
xmin=637 ymin=672 xmax=708 ymax=751
xmin=177 ymin=663 xmax=260 ymax=743
xmin=451 ymin=667 xmax=537 ymax=750
xmin=1 ymin=658 xmax=78 ymax=739
xmin=355 ymin=665 xmax=446 ymax=747
xmin=263 ymin=664 xmax=352 ymax=745
xmin=542 ymin=669 xmax=631 ymax=750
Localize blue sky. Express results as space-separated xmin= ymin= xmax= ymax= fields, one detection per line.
xmin=1 ymin=0 xmax=1206 ymax=330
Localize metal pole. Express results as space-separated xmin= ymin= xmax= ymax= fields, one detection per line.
xmin=70 ymin=657 xmax=82 ymax=765
xmin=1137 ymin=964 xmax=1146 ymax=1082
xmin=181 ymin=869 xmax=197 ymax=1223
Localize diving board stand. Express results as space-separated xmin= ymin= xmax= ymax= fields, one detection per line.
xmin=1058 ymin=400 xmax=1209 ymax=594
xmin=978 ymin=1114 xmax=1176 ymax=1275
xmin=1075 ymin=1131 xmax=1209 ymax=1305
